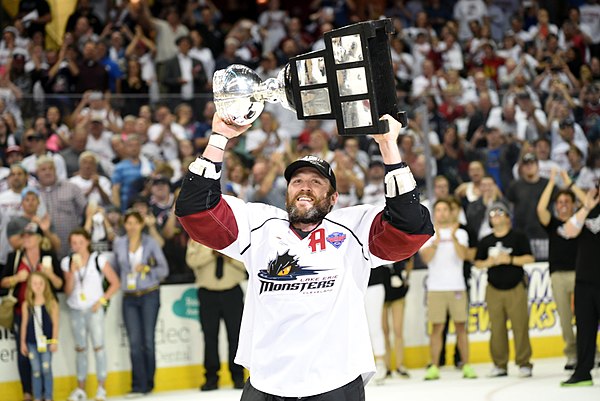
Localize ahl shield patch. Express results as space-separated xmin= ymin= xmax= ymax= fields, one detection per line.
xmin=326 ymin=232 xmax=347 ymax=249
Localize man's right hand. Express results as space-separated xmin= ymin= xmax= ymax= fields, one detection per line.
xmin=212 ymin=113 xmax=252 ymax=139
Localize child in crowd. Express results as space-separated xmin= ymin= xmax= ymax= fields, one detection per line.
xmin=19 ymin=272 xmax=59 ymax=401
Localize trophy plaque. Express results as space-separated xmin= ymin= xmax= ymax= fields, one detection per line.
xmin=213 ymin=19 xmax=406 ymax=136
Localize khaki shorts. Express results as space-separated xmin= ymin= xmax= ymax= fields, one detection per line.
xmin=427 ymin=291 xmax=468 ymax=324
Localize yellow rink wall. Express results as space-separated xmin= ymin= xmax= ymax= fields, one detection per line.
xmin=1 ymin=264 xmax=596 ymax=400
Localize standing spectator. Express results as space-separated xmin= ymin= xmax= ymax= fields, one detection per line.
xmin=185 ymin=240 xmax=246 ymax=391
xmin=21 ymin=129 xmax=68 ymax=181
xmin=96 ymin=40 xmax=123 ymax=94
xmin=466 ymin=175 xmax=505 ymax=241
xmin=419 ymin=199 xmax=476 ymax=380
xmin=69 ymin=151 xmax=112 ymax=207
xmin=36 ymin=156 xmax=87 ymax=259
xmin=506 ymin=152 xmax=554 ymax=261
xmin=455 ymin=160 xmax=485 ymax=206
xmin=62 ymin=228 xmax=120 ymax=401
xmin=112 ymin=210 xmax=168 ymax=397
xmin=75 ymin=40 xmax=109 ymax=94
xmin=163 ymin=35 xmax=208 ymax=111
xmin=381 ymin=258 xmax=411 ymax=378
xmin=469 ymin=126 xmax=520 ymax=192
xmin=246 ymin=154 xmax=287 ymax=209
xmin=6 ymin=187 xmax=59 ymax=254
xmin=146 ymin=105 xmax=186 ymax=162
xmin=537 ymin=169 xmax=581 ymax=371
xmin=244 ymin=111 xmax=287 ymax=159
xmin=152 ymin=6 xmax=189 ymax=83
xmin=474 ymin=202 xmax=535 ymax=378
xmin=19 ymin=272 xmax=59 ymax=401
xmin=60 ymin=127 xmax=88 ymax=178
xmin=85 ymin=115 xmax=116 ymax=177
xmin=453 ymin=0 xmax=488 ymax=43
xmin=561 ymin=186 xmax=600 ymax=387
xmin=0 ymin=164 xmax=31 ymax=265
xmin=120 ymin=57 xmax=150 ymax=117
xmin=257 ymin=0 xmax=289 ymax=54
xmin=111 ymin=134 xmax=154 ymax=212
xmin=0 ymin=222 xmax=63 ymax=401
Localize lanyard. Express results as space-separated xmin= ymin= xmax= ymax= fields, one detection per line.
xmin=77 ymin=257 xmax=90 ymax=287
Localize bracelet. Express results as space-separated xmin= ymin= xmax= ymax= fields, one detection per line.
xmin=99 ymin=297 xmax=108 ymax=306
xmin=567 ymin=182 xmax=574 ymax=189
xmin=207 ymin=133 xmax=229 ymax=151
xmin=510 ymin=256 xmax=514 ymax=265
xmin=46 ymin=338 xmax=58 ymax=344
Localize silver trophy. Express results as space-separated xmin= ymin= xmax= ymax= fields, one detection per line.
xmin=213 ymin=64 xmax=294 ymax=126
xmin=213 ymin=19 xmax=406 ymax=135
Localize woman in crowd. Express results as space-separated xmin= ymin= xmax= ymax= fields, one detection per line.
xmin=112 ymin=210 xmax=168 ymax=397
xmin=62 ymin=228 xmax=120 ymax=401
xmin=0 ymin=222 xmax=62 ymax=401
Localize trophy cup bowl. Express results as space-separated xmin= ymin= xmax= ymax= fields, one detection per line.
xmin=213 ymin=64 xmax=294 ymax=126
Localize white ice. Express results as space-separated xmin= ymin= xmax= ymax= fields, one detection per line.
xmin=109 ymin=358 xmax=599 ymax=401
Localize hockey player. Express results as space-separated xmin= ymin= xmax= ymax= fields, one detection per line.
xmin=175 ymin=113 xmax=433 ymax=400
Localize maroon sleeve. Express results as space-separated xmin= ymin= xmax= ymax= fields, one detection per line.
xmin=369 ymin=211 xmax=432 ymax=261
xmin=178 ymin=198 xmax=239 ymax=250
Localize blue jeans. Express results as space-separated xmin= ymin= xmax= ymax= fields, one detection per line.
xmin=27 ymin=343 xmax=53 ymax=400
xmin=69 ymin=307 xmax=107 ymax=382
xmin=122 ymin=289 xmax=160 ymax=393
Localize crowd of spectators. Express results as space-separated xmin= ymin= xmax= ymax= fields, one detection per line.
xmin=0 ymin=0 xmax=599 ymax=394
xmin=0 ymin=0 xmax=598 ymax=273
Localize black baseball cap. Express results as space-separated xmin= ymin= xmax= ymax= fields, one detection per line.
xmin=284 ymin=156 xmax=336 ymax=191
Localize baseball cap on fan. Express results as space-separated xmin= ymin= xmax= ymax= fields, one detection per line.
xmin=284 ymin=156 xmax=337 ymax=191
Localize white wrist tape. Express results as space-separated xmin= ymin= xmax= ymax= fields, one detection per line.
xmin=207 ymin=133 xmax=229 ymax=150
xmin=384 ymin=166 xmax=417 ymax=197
xmin=188 ymin=157 xmax=221 ymax=180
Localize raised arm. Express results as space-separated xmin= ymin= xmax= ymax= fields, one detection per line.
xmin=368 ymin=115 xmax=434 ymax=262
xmin=175 ymin=114 xmax=251 ymax=249
xmin=563 ymin=188 xmax=599 ymax=238
xmin=537 ymin=168 xmax=557 ymax=227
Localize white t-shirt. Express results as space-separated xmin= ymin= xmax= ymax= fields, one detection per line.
xmin=61 ymin=252 xmax=108 ymax=310
xmin=69 ymin=175 xmax=112 ymax=206
xmin=422 ymin=227 xmax=468 ymax=291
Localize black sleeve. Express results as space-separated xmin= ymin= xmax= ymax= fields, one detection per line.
xmin=514 ymin=231 xmax=533 ymax=256
xmin=475 ymin=237 xmax=490 ymax=261
xmin=175 ymin=169 xmax=223 ymax=217
xmin=383 ymin=188 xmax=434 ymax=235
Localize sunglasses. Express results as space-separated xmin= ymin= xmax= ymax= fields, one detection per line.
xmin=26 ymin=135 xmax=45 ymax=142
xmin=489 ymin=209 xmax=507 ymax=218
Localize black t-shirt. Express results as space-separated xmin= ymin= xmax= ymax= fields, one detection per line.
xmin=542 ymin=216 xmax=578 ymax=273
xmin=506 ymin=178 xmax=554 ymax=239
xmin=575 ymin=205 xmax=600 ymax=286
xmin=476 ymin=230 xmax=532 ymax=290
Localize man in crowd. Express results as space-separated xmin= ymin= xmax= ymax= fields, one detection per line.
xmin=419 ymin=198 xmax=476 ymax=380
xmin=475 ymin=202 xmax=535 ymax=378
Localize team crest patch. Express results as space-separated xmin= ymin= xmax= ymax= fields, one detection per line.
xmin=326 ymin=232 xmax=347 ymax=249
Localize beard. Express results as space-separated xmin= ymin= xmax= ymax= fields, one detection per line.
xmin=286 ymin=192 xmax=332 ymax=225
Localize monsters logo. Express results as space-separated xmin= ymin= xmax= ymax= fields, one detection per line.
xmin=258 ymin=250 xmax=320 ymax=281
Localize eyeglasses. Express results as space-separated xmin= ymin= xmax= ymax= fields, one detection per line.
xmin=26 ymin=135 xmax=45 ymax=142
xmin=489 ymin=209 xmax=507 ymax=218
